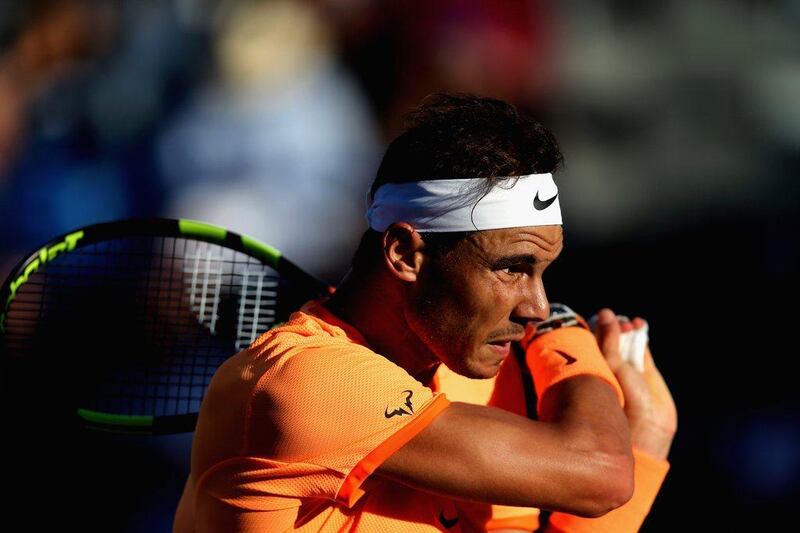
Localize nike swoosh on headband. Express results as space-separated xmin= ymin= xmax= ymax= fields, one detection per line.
xmin=533 ymin=191 xmax=558 ymax=211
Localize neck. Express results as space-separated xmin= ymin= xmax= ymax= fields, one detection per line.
xmin=325 ymin=269 xmax=441 ymax=385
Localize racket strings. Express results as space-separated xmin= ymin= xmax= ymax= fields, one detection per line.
xmin=2 ymin=235 xmax=292 ymax=420
xmin=236 ymin=267 xmax=279 ymax=350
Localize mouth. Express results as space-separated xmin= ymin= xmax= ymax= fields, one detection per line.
xmin=487 ymin=334 xmax=525 ymax=345
xmin=484 ymin=332 xmax=524 ymax=359
xmin=485 ymin=340 xmax=512 ymax=357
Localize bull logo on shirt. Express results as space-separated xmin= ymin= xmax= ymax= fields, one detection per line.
xmin=384 ymin=390 xmax=414 ymax=418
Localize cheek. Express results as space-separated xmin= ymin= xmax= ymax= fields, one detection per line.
xmin=413 ymin=285 xmax=471 ymax=342
xmin=420 ymin=276 xmax=505 ymax=345
xmin=410 ymin=277 xmax=478 ymax=347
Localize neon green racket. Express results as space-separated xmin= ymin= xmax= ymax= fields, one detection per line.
xmin=0 ymin=218 xmax=329 ymax=435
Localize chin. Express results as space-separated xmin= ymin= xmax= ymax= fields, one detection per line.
xmin=460 ymin=355 xmax=502 ymax=380
xmin=476 ymin=362 xmax=503 ymax=379
xmin=438 ymin=343 xmax=501 ymax=379
xmin=456 ymin=368 xmax=492 ymax=380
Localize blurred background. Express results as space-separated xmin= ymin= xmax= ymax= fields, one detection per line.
xmin=1 ymin=0 xmax=797 ymax=530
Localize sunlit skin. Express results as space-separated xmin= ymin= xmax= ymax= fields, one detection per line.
xmin=326 ymin=223 xmax=564 ymax=384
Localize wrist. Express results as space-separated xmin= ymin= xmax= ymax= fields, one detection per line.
xmin=525 ymin=326 xmax=626 ymax=414
xmin=630 ymin=422 xmax=675 ymax=460
xmin=632 ymin=446 xmax=671 ymax=477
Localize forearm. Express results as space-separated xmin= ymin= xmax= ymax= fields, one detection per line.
xmin=523 ymin=326 xmax=635 ymax=515
xmin=524 ymin=324 xmax=631 ymax=459
xmin=540 ymin=375 xmax=633 ymax=516
xmin=541 ymin=375 xmax=633 ymax=461
xmin=528 ymin=324 xmax=633 ymax=467
xmin=538 ymin=447 xmax=670 ymax=533
xmin=377 ymin=399 xmax=630 ymax=515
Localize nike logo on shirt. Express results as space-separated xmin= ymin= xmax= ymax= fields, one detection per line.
xmin=439 ymin=510 xmax=459 ymax=529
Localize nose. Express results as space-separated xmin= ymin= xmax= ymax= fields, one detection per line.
xmin=511 ymin=275 xmax=550 ymax=325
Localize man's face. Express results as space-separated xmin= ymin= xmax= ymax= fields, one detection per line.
xmin=407 ymin=225 xmax=563 ymax=379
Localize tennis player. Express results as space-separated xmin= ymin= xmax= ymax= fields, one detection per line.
xmin=173 ymin=93 xmax=676 ymax=532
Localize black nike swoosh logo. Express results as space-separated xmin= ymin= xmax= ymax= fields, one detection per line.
xmin=384 ymin=390 xmax=414 ymax=418
xmin=439 ymin=510 xmax=459 ymax=529
xmin=533 ymin=191 xmax=558 ymax=211
xmin=555 ymin=349 xmax=576 ymax=365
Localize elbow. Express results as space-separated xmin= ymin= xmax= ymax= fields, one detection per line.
xmin=577 ymin=450 xmax=635 ymax=518
xmin=562 ymin=413 xmax=635 ymax=517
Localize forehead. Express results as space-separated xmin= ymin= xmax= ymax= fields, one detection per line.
xmin=464 ymin=225 xmax=564 ymax=260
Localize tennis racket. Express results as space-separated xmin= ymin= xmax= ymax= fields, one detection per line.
xmin=0 ymin=218 xmax=330 ymax=435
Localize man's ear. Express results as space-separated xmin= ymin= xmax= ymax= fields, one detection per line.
xmin=382 ymin=222 xmax=425 ymax=282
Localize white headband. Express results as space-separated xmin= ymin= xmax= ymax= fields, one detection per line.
xmin=366 ymin=172 xmax=562 ymax=232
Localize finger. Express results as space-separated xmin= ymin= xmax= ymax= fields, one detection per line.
xmin=643 ymin=346 xmax=667 ymax=383
xmin=589 ymin=311 xmax=624 ymax=337
xmin=616 ymin=315 xmax=634 ymax=362
xmin=596 ymin=308 xmax=624 ymax=369
xmin=643 ymin=346 xmax=677 ymax=419
xmin=643 ymin=346 xmax=670 ymax=394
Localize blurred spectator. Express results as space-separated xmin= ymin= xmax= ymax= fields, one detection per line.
xmin=0 ymin=0 xmax=107 ymax=173
xmin=0 ymin=0 xmax=203 ymax=280
xmin=158 ymin=0 xmax=380 ymax=280
xmin=324 ymin=0 xmax=560 ymax=136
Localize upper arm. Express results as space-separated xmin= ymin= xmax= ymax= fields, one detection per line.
xmin=375 ymin=376 xmax=634 ymax=517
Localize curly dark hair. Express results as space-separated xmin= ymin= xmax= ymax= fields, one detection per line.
xmin=352 ymin=93 xmax=564 ymax=274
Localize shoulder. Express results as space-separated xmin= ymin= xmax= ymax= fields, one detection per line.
xmin=242 ymin=312 xmax=447 ymax=461
xmin=248 ymin=303 xmax=415 ymax=382
xmin=261 ymin=322 xmax=428 ymax=405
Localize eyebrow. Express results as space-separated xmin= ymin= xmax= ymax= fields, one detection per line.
xmin=491 ymin=241 xmax=565 ymax=269
xmin=491 ymin=254 xmax=540 ymax=269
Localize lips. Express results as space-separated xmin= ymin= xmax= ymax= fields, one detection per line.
xmin=486 ymin=335 xmax=524 ymax=345
xmin=486 ymin=341 xmax=511 ymax=357
xmin=485 ymin=333 xmax=524 ymax=359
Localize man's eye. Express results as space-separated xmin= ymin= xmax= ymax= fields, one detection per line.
xmin=501 ymin=265 xmax=525 ymax=275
